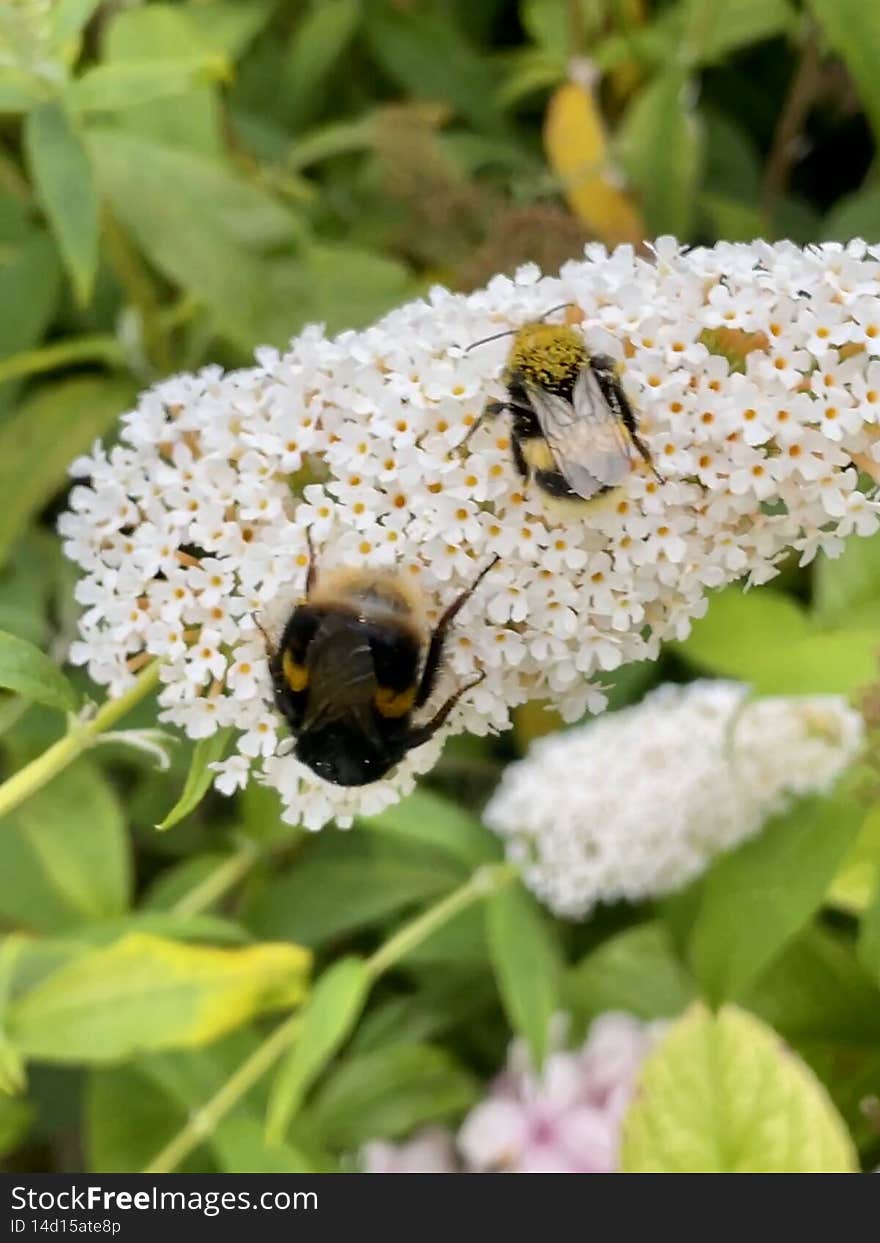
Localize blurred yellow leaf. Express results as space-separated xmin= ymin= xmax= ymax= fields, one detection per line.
xmin=543 ymin=80 xmax=644 ymax=247
xmin=9 ymin=934 xmax=311 ymax=1062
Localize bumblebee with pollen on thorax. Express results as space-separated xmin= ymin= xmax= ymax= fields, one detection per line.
xmin=466 ymin=313 xmax=660 ymax=509
xmin=264 ymin=545 xmax=498 ymax=787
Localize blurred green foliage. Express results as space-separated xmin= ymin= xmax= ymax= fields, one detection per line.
xmin=1 ymin=0 xmax=880 ymax=1175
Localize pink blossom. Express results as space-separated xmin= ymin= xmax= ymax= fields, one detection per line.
xmin=458 ymin=1014 xmax=664 ymax=1173
xmin=361 ymin=1127 xmax=460 ymax=1174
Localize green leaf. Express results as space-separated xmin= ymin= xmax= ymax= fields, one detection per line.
xmin=68 ymin=56 xmax=230 ymax=115
xmin=829 ymin=805 xmax=880 ymax=914
xmin=9 ymin=934 xmax=311 ymax=1062
xmin=47 ymin=0 xmax=105 ymax=49
xmin=814 ymin=530 xmax=880 ymax=628
xmin=102 ymin=5 xmax=224 ymax=155
xmin=621 ymin=1004 xmax=858 ymax=1172
xmin=89 ymin=127 xmax=312 ymax=348
xmin=617 ymin=68 xmax=703 ymax=237
xmin=680 ymin=0 xmax=795 ymax=66
xmin=87 ymin=1030 xmax=260 ymax=1172
xmin=676 ymin=586 xmax=880 ymax=694
xmin=566 ymin=923 xmax=696 ymax=1035
xmin=0 ymin=630 xmax=75 ymax=712
xmin=0 ymin=67 xmax=49 ymax=114
xmin=157 ymin=728 xmax=233 ymax=831
xmin=0 ymin=1093 xmax=31 ymax=1157
xmin=857 ymin=874 xmax=880 ymax=984
xmin=486 ymin=881 xmax=561 ymax=1068
xmin=0 ymin=228 xmax=61 ymax=409
xmin=245 ymin=832 xmax=463 ymax=947
xmin=0 ymin=375 xmax=135 ymax=568
xmin=359 ymin=787 xmax=498 ymax=869
xmin=283 ymin=0 xmax=361 ymax=129
xmin=306 ymin=1043 xmax=476 ymax=1149
xmin=211 ymin=1116 xmax=315 ymax=1174
xmin=688 ymin=794 xmax=863 ymax=1003
xmin=186 ymin=1 xmax=278 ymax=59
xmin=24 ymin=101 xmax=99 ymax=305
xmin=0 ymin=761 xmax=130 ymax=932
xmin=823 ymin=183 xmax=880 ymax=242
xmin=266 ymin=956 xmax=370 ymax=1144
xmin=806 ymin=0 xmax=880 ymax=145
xmin=365 ymin=7 xmax=503 ymax=134
xmin=744 ymin=926 xmax=880 ymax=1044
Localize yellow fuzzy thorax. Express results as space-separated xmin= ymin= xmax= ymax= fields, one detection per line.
xmin=505 ymin=323 xmax=588 ymax=387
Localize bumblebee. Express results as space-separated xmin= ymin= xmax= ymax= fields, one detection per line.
xmin=265 ymin=548 xmax=498 ymax=787
xmin=468 ymin=319 xmax=659 ymax=506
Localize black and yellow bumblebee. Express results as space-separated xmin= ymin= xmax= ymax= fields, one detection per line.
xmin=467 ymin=317 xmax=659 ymax=507
xmin=265 ymin=547 xmax=498 ymax=787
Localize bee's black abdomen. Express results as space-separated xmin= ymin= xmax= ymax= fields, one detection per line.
xmin=365 ymin=621 xmax=421 ymax=692
xmin=534 ymin=468 xmax=602 ymax=501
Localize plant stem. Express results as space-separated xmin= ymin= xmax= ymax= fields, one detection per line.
xmin=143 ymin=861 xmax=518 ymax=1174
xmin=0 ymin=662 xmax=161 ymax=822
xmin=364 ymin=861 xmax=516 ymax=980
xmin=171 ymin=840 xmax=259 ymax=918
xmin=143 ymin=1012 xmax=303 ymax=1175
xmin=762 ymin=25 xmax=825 ymax=217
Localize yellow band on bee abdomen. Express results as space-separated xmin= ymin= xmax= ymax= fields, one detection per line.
xmin=521 ymin=437 xmax=556 ymax=472
xmin=282 ymin=649 xmax=309 ymax=692
xmin=374 ymin=685 xmax=416 ymax=718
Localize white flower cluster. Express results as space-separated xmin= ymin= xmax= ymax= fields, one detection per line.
xmin=362 ymin=1013 xmax=663 ymax=1174
xmin=484 ymin=681 xmax=864 ymax=919
xmin=60 ymin=240 xmax=880 ymax=829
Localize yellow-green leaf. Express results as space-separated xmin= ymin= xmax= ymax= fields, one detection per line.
xmin=68 ymin=56 xmax=230 ymax=115
xmin=622 ymin=1004 xmax=858 ymax=1172
xmin=8 ymin=934 xmax=311 ymax=1062
xmin=24 ymin=101 xmax=99 ymax=305
xmin=617 ymin=68 xmax=703 ymax=237
xmin=0 ymin=375 xmax=136 ymax=569
xmin=829 ymin=806 xmax=880 ymax=914
xmin=486 ymin=882 xmax=561 ymax=1068
xmin=543 ymin=81 xmax=644 ymax=246
xmin=0 ymin=630 xmax=75 ymax=713
xmin=157 ymin=728 xmax=233 ymax=831
xmin=266 ymin=956 xmax=369 ymax=1144
xmin=806 ymin=0 xmax=880 ymax=146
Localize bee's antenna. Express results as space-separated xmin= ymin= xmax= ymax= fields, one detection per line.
xmin=539 ymin=302 xmax=575 ymax=321
xmin=464 ymin=304 xmax=575 ymax=354
xmin=464 ymin=328 xmax=518 ymax=354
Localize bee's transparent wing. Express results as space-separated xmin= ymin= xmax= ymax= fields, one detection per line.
xmin=526 ymin=367 xmax=634 ymax=498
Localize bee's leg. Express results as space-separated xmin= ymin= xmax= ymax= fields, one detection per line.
xmin=510 ymin=433 xmax=529 ymax=481
xmin=414 ymin=555 xmax=500 ymax=709
xmin=304 ymin=527 xmax=318 ymax=595
xmin=252 ymin=611 xmax=275 ymax=656
xmin=632 ymin=430 xmax=663 ymax=483
xmin=460 ymin=401 xmax=507 ymax=450
xmin=407 ymin=669 xmax=486 ymax=748
xmin=607 ymin=379 xmax=664 ymax=485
